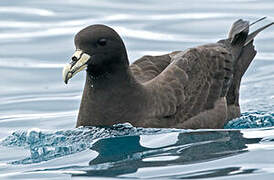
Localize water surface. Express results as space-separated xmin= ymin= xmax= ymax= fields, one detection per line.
xmin=0 ymin=0 xmax=274 ymax=179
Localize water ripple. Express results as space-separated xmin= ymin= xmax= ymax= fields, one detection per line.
xmin=1 ymin=110 xmax=274 ymax=166
xmin=0 ymin=0 xmax=274 ymax=179
xmin=225 ymin=111 xmax=274 ymax=129
xmin=0 ymin=124 xmax=180 ymax=165
xmin=0 ymin=58 xmax=65 ymax=68
xmin=0 ymin=93 xmax=80 ymax=105
xmin=0 ymin=7 xmax=55 ymax=16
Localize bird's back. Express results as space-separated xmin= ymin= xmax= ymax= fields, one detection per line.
xmin=132 ymin=43 xmax=233 ymax=128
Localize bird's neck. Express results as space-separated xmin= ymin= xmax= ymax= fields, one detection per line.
xmin=87 ymin=65 xmax=136 ymax=90
xmin=76 ymin=66 xmax=145 ymax=127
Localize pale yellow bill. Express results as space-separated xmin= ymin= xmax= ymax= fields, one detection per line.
xmin=62 ymin=50 xmax=91 ymax=84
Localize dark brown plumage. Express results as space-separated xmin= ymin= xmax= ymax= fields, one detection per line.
xmin=62 ymin=18 xmax=273 ymax=129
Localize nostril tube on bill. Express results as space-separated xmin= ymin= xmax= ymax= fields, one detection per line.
xmin=72 ymin=56 xmax=78 ymax=62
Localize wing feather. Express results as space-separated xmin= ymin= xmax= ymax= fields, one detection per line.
xmin=130 ymin=53 xmax=175 ymax=83
xmin=143 ymin=43 xmax=233 ymax=125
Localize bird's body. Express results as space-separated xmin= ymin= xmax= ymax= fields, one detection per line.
xmin=63 ymin=18 xmax=273 ymax=129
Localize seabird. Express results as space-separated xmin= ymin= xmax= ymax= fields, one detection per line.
xmin=63 ymin=17 xmax=273 ymax=129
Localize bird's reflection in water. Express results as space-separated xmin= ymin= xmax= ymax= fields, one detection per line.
xmin=73 ymin=130 xmax=260 ymax=178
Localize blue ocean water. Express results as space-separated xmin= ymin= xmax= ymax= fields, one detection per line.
xmin=0 ymin=0 xmax=274 ymax=179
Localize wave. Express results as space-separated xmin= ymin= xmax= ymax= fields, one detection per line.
xmin=1 ymin=111 xmax=274 ymax=165
xmin=225 ymin=111 xmax=274 ymax=129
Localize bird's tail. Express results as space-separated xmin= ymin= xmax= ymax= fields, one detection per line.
xmin=228 ymin=17 xmax=273 ymax=75
xmin=225 ymin=17 xmax=273 ymax=120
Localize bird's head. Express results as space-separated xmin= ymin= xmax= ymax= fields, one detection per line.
xmin=63 ymin=24 xmax=128 ymax=84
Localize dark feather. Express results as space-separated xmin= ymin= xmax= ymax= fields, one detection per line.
xmin=73 ymin=19 xmax=273 ymax=129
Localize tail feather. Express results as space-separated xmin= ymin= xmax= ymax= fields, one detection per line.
xmin=236 ymin=40 xmax=257 ymax=78
xmin=227 ymin=40 xmax=257 ymax=106
xmin=228 ymin=19 xmax=249 ymax=40
xmin=229 ymin=19 xmax=249 ymax=46
xmin=228 ymin=16 xmax=268 ymax=43
xmin=245 ymin=22 xmax=274 ymax=46
xmin=224 ymin=17 xmax=273 ymax=121
xmin=227 ymin=17 xmax=274 ymax=74
xmin=250 ymin=16 xmax=266 ymax=26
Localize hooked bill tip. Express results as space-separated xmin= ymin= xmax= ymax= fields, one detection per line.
xmin=64 ymin=72 xmax=73 ymax=84
xmin=62 ymin=64 xmax=72 ymax=84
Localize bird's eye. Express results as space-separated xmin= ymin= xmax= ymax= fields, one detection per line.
xmin=97 ymin=38 xmax=107 ymax=46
